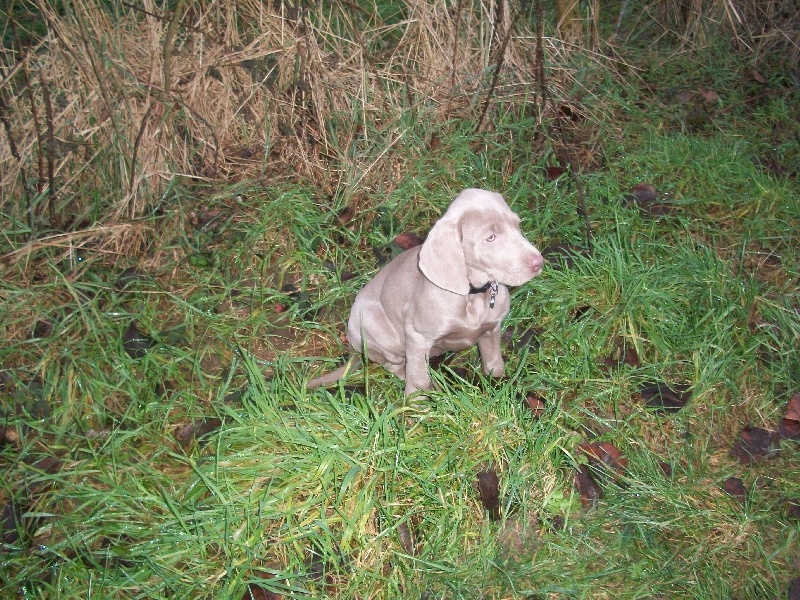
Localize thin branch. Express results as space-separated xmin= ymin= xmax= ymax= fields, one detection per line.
xmin=535 ymin=0 xmax=592 ymax=252
xmin=475 ymin=3 xmax=517 ymax=134
xmin=0 ymin=91 xmax=33 ymax=234
xmin=40 ymin=68 xmax=56 ymax=223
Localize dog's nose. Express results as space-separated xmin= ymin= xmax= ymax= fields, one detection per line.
xmin=530 ymin=251 xmax=545 ymax=274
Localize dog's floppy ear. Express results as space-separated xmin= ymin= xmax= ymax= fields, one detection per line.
xmin=418 ymin=215 xmax=470 ymax=295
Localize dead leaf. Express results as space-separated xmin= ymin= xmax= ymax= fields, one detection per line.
xmin=123 ymin=320 xmax=155 ymax=359
xmin=393 ymin=232 xmax=424 ymax=250
xmin=1 ymin=499 xmax=24 ymax=544
xmin=243 ymin=584 xmax=281 ymax=600
xmin=782 ymin=393 xmax=800 ymax=421
xmin=578 ymin=442 xmax=628 ymax=476
xmin=632 ymin=183 xmax=657 ymax=203
xmin=523 ymin=392 xmax=546 ymax=418
xmin=786 ymin=501 xmax=800 ymax=521
xmin=476 ymin=468 xmax=501 ymax=520
xmin=640 ymin=382 xmax=691 ymax=413
xmin=722 ymin=477 xmax=747 ymax=503
xmin=729 ymin=426 xmax=779 ymax=464
xmin=174 ymin=418 xmax=223 ymax=449
xmin=336 ymin=204 xmax=355 ymax=224
xmin=1 ymin=425 xmax=19 ymax=446
xmin=573 ymin=465 xmax=602 ymax=506
xmin=546 ymin=165 xmax=566 ymax=180
xmin=604 ymin=337 xmax=640 ymax=368
xmin=502 ymin=325 xmax=541 ymax=352
xmin=397 ymin=521 xmax=414 ymax=555
xmin=623 ymin=184 xmax=676 ymax=217
xmin=697 ymin=88 xmax=719 ymax=103
xmin=541 ymin=242 xmax=587 ymax=270
xmin=747 ymin=69 xmax=768 ymax=85
xmin=778 ymin=415 xmax=800 ymax=441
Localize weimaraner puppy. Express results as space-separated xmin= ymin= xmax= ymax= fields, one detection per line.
xmin=308 ymin=188 xmax=544 ymax=395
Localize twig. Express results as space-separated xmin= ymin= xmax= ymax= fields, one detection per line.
xmin=163 ymin=0 xmax=186 ymax=102
xmin=535 ymin=0 xmax=592 ymax=252
xmin=12 ymin=20 xmax=44 ymax=232
xmin=39 ymin=68 xmax=56 ymax=223
xmin=614 ymin=0 xmax=630 ymax=38
xmin=0 ymin=92 xmax=33 ymax=233
xmin=475 ymin=4 xmax=517 ymax=133
xmin=448 ymin=0 xmax=464 ymax=109
xmin=553 ymin=111 xmax=592 ymax=252
xmin=129 ymin=101 xmax=159 ymax=195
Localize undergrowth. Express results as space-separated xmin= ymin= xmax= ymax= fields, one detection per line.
xmin=1 ymin=1 xmax=799 ymax=599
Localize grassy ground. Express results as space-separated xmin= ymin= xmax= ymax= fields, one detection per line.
xmin=2 ymin=2 xmax=799 ymax=599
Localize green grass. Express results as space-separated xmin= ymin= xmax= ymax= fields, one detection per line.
xmin=2 ymin=21 xmax=800 ymax=600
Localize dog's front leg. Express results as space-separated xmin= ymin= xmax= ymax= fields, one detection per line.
xmin=403 ymin=331 xmax=434 ymax=395
xmin=477 ymin=325 xmax=505 ymax=378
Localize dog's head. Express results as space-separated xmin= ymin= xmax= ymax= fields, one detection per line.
xmin=419 ymin=189 xmax=544 ymax=295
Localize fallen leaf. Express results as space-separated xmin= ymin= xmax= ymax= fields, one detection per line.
xmin=747 ymin=69 xmax=768 ymax=85
xmin=729 ymin=426 xmax=779 ymax=464
xmin=0 ymin=426 xmax=19 ymax=446
xmin=658 ymin=461 xmax=673 ymax=477
xmin=778 ymin=416 xmax=800 ymax=441
xmin=502 ymin=325 xmax=542 ymax=352
xmin=603 ymin=337 xmax=640 ymax=368
xmin=622 ymin=184 xmax=676 ymax=217
xmin=393 ymin=232 xmax=424 ymax=250
xmin=123 ymin=321 xmax=155 ymax=359
xmin=786 ymin=501 xmax=800 ymax=521
xmin=397 ymin=521 xmax=414 ymax=555
xmin=243 ymin=584 xmax=281 ymax=600
xmin=781 ymin=393 xmax=800 ymax=421
xmin=722 ymin=477 xmax=747 ymax=503
xmin=497 ymin=514 xmax=538 ymax=557
xmin=578 ymin=442 xmax=628 ymax=475
xmin=632 ymin=183 xmax=657 ymax=203
xmin=640 ymin=382 xmax=691 ymax=413
xmin=697 ymin=88 xmax=719 ymax=103
xmin=541 ymin=242 xmax=587 ymax=270
xmin=193 ymin=209 xmax=231 ymax=231
xmin=546 ymin=165 xmax=566 ymax=180
xmin=573 ymin=465 xmax=602 ymax=506
xmin=1 ymin=499 xmax=24 ymax=544
xmin=476 ymin=468 xmax=501 ymax=520
xmin=336 ymin=204 xmax=355 ymax=224
xmin=572 ymin=305 xmax=592 ymax=320
xmin=174 ymin=418 xmax=223 ymax=449
xmin=523 ymin=392 xmax=546 ymax=418
xmin=31 ymin=320 xmax=53 ymax=339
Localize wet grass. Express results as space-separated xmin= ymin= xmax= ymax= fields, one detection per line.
xmin=2 ymin=14 xmax=800 ymax=600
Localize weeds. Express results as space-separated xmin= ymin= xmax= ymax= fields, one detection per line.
xmin=2 ymin=1 xmax=799 ymax=598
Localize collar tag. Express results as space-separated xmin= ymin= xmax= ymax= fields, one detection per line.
xmin=489 ymin=281 xmax=498 ymax=309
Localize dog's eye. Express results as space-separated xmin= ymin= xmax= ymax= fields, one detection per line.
xmin=486 ymin=234 xmax=496 ymax=242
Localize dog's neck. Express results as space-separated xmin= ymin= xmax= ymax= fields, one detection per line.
xmin=469 ymin=280 xmax=499 ymax=309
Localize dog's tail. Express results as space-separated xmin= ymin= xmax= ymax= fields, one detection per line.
xmin=306 ymin=355 xmax=363 ymax=390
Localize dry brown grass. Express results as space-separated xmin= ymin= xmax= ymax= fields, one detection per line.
xmin=0 ymin=1 xmax=561 ymax=229
xmin=1 ymin=0 xmax=795 ymax=262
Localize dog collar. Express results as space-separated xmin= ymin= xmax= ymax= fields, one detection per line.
xmin=469 ymin=281 xmax=499 ymax=309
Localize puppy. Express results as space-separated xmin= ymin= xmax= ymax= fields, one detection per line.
xmin=308 ymin=188 xmax=544 ymax=395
